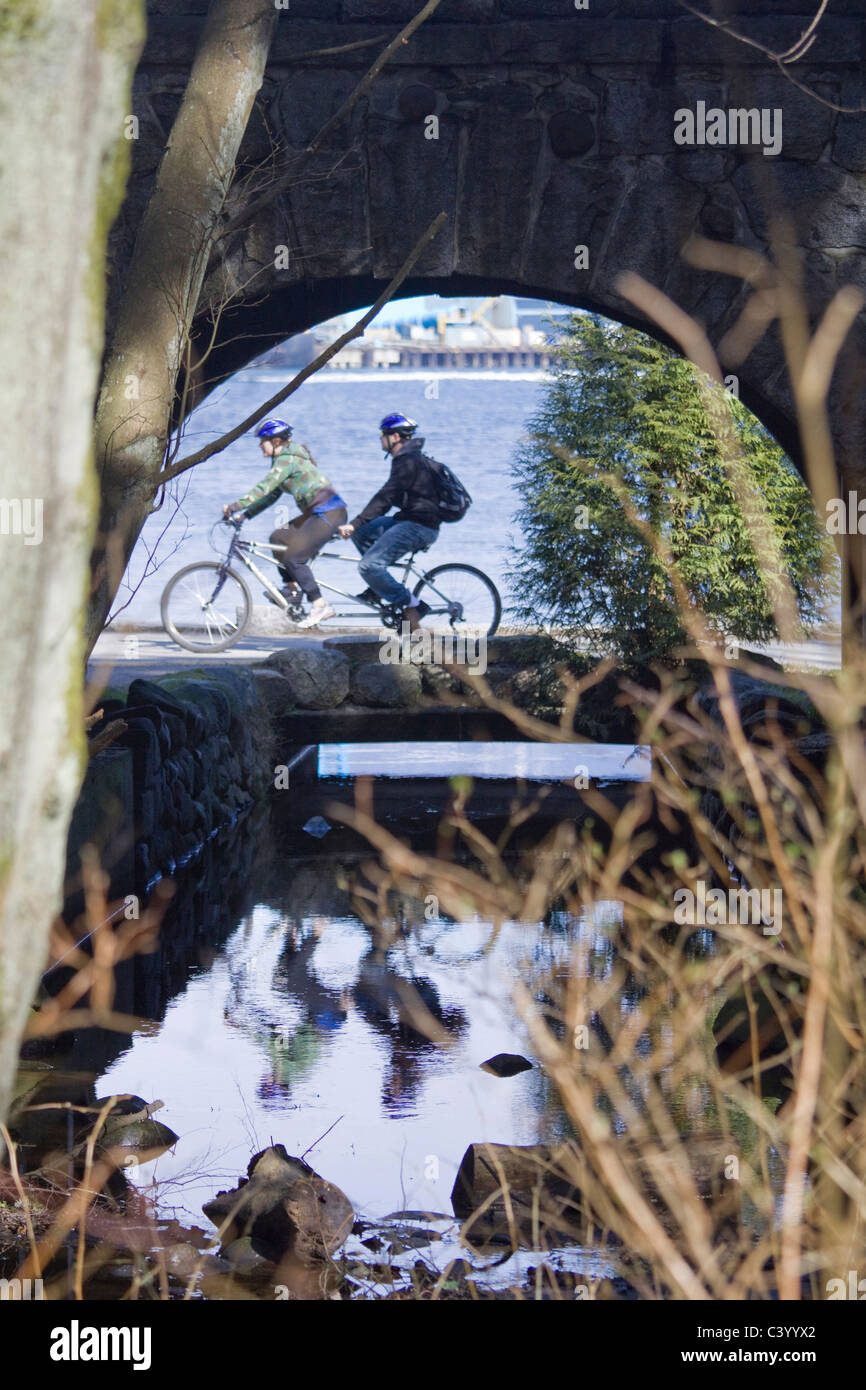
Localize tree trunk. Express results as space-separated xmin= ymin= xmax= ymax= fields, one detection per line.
xmin=87 ymin=0 xmax=276 ymax=655
xmin=0 ymin=0 xmax=144 ymax=1140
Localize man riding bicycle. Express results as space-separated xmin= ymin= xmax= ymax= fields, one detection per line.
xmin=338 ymin=413 xmax=438 ymax=633
xmin=222 ymin=419 xmax=347 ymax=629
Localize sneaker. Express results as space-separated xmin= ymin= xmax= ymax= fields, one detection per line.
xmin=354 ymin=587 xmax=379 ymax=605
xmin=298 ymin=600 xmax=336 ymax=629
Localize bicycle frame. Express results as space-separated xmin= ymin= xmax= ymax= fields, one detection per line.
xmin=219 ymin=526 xmax=457 ymax=620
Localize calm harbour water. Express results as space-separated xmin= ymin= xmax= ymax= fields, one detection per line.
xmin=117 ymin=370 xmax=546 ymax=628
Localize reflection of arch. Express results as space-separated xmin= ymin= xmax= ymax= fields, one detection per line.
xmin=191 ymin=274 xmax=805 ymax=479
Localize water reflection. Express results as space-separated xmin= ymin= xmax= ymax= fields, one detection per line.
xmin=222 ymin=909 xmax=469 ymax=1119
xmin=97 ymin=848 xmax=615 ymax=1225
xmin=352 ymin=950 xmax=468 ymax=1117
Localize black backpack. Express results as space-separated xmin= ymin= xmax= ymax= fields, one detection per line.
xmin=422 ymin=453 xmax=472 ymax=524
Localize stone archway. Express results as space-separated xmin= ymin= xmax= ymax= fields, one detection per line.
xmin=117 ymin=1 xmax=866 ymax=602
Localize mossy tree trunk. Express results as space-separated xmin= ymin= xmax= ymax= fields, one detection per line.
xmin=86 ymin=0 xmax=276 ymax=655
xmin=0 ymin=0 xmax=144 ymax=1140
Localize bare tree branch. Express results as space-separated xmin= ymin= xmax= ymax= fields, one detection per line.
xmin=676 ymin=0 xmax=865 ymax=112
xmin=280 ymin=35 xmax=388 ymax=64
xmin=158 ymin=209 xmax=448 ymax=486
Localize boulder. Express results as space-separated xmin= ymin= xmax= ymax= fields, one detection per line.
xmin=117 ymin=710 xmax=165 ymax=785
xmin=350 ymin=661 xmax=422 ymax=707
xmin=202 ymin=1144 xmax=354 ymax=1264
xmin=696 ymin=671 xmax=819 ymax=738
xmin=485 ymin=665 xmax=519 ymax=700
xmin=251 ymin=668 xmax=297 ymax=716
xmin=262 ymin=649 xmax=350 ymax=710
xmin=323 ymin=635 xmax=385 ymax=663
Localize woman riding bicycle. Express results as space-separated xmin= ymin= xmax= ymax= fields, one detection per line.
xmin=222 ymin=419 xmax=347 ymax=629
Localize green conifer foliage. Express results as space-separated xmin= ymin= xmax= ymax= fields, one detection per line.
xmin=511 ymin=314 xmax=838 ymax=664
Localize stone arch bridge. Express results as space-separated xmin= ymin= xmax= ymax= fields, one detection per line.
xmin=117 ymin=0 xmax=866 ymax=573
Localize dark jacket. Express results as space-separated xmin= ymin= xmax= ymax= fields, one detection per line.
xmin=351 ymin=438 xmax=441 ymax=531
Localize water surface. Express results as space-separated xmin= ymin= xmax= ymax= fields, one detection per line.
xmin=98 ymin=856 xmax=622 ymax=1229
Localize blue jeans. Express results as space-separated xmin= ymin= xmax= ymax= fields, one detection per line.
xmin=353 ymin=516 xmax=439 ymax=607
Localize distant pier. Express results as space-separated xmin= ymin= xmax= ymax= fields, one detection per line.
xmin=325 ymin=345 xmax=554 ymax=371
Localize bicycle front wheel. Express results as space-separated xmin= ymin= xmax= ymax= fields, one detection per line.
xmin=161 ymin=561 xmax=252 ymax=652
xmin=413 ymin=563 xmax=501 ymax=638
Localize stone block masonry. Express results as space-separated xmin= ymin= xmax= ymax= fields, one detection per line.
xmin=72 ymin=668 xmax=281 ymax=895
xmin=118 ymin=0 xmax=866 ymax=508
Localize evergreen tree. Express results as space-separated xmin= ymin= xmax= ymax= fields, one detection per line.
xmin=510 ymin=313 xmax=837 ymax=664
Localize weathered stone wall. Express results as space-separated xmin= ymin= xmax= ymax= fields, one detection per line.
xmin=78 ymin=669 xmax=278 ymax=891
xmin=260 ymin=632 xmax=639 ymax=740
xmin=111 ymin=1 xmax=866 ymax=489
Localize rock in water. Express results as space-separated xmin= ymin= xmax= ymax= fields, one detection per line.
xmin=100 ymin=1118 xmax=179 ymax=1166
xmin=480 ymin=1052 xmax=533 ymax=1077
xmin=202 ymin=1144 xmax=353 ymax=1264
xmin=451 ymin=1142 xmax=584 ymax=1242
xmin=92 ymin=1096 xmax=178 ymax=1165
xmin=303 ymin=816 xmax=331 ymax=838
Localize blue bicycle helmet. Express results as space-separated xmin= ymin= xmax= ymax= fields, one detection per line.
xmin=255 ymin=419 xmax=292 ymax=438
xmin=379 ymin=413 xmax=417 ymax=437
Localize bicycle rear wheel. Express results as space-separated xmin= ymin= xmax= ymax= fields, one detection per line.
xmin=412 ymin=563 xmax=501 ymax=637
xmin=161 ymin=561 xmax=252 ymax=652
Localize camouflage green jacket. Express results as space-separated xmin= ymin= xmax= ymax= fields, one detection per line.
xmin=231 ymin=442 xmax=332 ymax=515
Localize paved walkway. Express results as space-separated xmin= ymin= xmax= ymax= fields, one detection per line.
xmin=87 ymin=619 xmax=364 ymax=690
xmin=88 ymin=615 xmax=843 ymax=694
